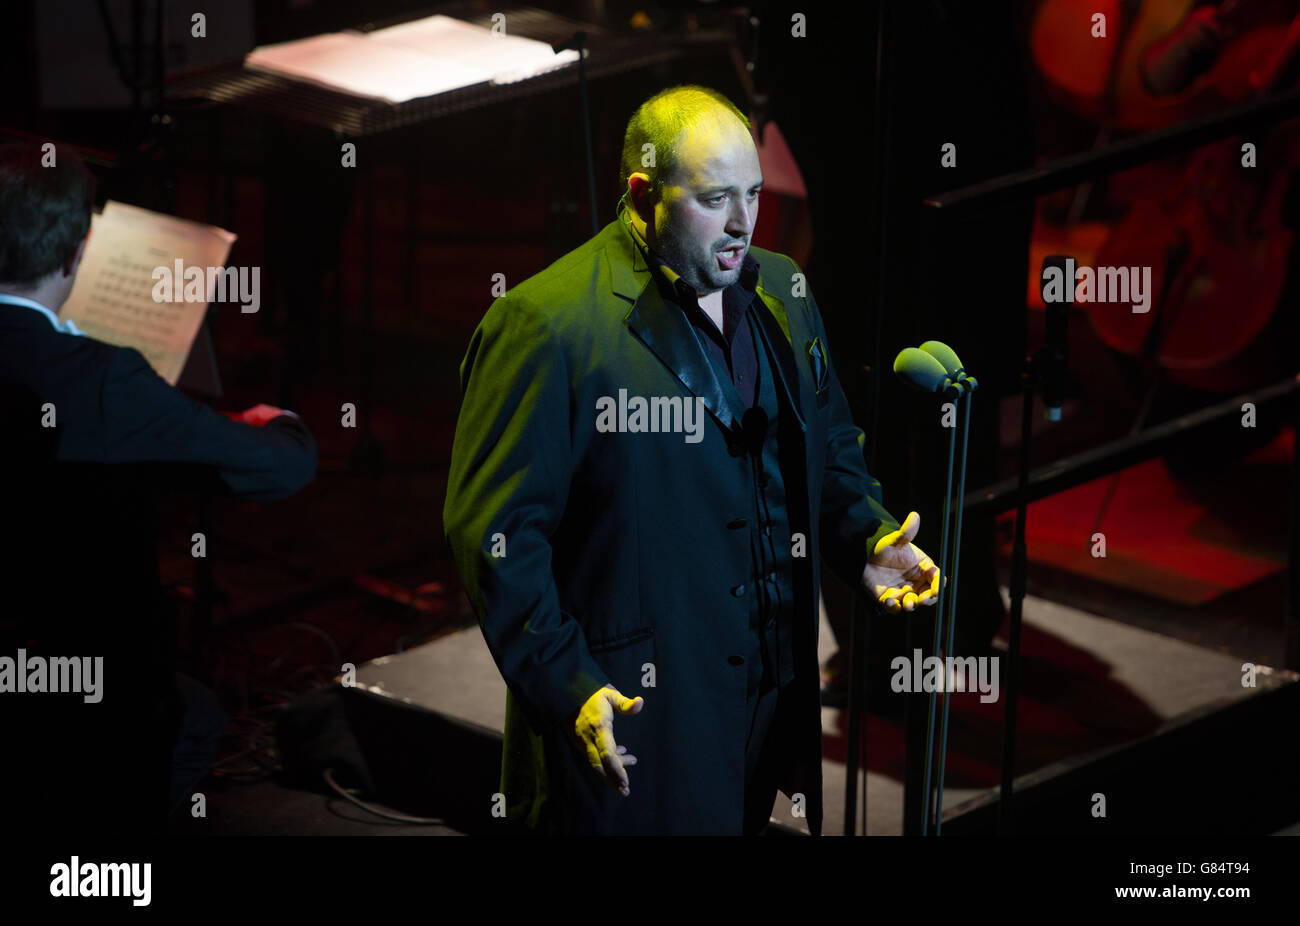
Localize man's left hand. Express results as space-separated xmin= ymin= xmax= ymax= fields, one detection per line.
xmin=862 ymin=511 xmax=940 ymax=612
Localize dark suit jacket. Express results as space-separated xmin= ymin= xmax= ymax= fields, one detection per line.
xmin=444 ymin=219 xmax=899 ymax=835
xmin=0 ymin=302 xmax=317 ymax=833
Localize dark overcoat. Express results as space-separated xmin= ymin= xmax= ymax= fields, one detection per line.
xmin=444 ymin=218 xmax=898 ymax=835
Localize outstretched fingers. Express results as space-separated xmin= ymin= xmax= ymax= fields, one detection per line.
xmin=907 ymin=551 xmax=941 ymax=606
xmin=877 ymin=584 xmax=912 ymax=612
xmin=598 ymin=724 xmax=630 ymax=796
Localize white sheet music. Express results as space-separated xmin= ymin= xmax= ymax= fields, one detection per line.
xmin=244 ymin=14 xmax=580 ymax=104
xmin=59 ymin=202 xmax=236 ymax=386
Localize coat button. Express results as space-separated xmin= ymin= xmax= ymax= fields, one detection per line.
xmin=727 ymin=518 xmax=748 ymax=530
xmin=728 ymin=655 xmax=745 ymax=666
xmin=731 ymin=584 xmax=746 ymax=597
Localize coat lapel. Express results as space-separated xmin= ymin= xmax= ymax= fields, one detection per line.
xmin=751 ymin=283 xmax=807 ymax=433
xmin=607 ymin=218 xmax=808 ymax=435
xmin=611 ymin=226 xmax=747 ymax=432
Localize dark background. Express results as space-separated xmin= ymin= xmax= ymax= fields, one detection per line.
xmin=4 ymin=0 xmax=1296 ymax=838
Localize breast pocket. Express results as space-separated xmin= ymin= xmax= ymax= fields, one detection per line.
xmin=806 ymin=337 xmax=831 ymax=411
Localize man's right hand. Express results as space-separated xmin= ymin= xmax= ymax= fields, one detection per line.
xmin=565 ymin=684 xmax=643 ymax=797
xmin=222 ymin=404 xmax=297 ymax=427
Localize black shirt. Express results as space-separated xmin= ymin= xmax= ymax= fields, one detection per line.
xmin=623 ymin=216 xmax=762 ymax=408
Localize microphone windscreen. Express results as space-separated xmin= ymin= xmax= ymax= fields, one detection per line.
xmin=893 ymin=347 xmax=951 ymax=394
xmin=919 ymin=340 xmax=963 ymax=376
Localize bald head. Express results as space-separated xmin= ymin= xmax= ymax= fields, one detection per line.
xmin=620 ymin=86 xmax=763 ymax=297
xmin=619 ymin=86 xmax=752 ymax=198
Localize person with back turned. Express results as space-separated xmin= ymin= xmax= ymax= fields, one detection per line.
xmin=0 ymin=142 xmax=317 ymax=835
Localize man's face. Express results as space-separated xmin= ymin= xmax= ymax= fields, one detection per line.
xmin=646 ymin=116 xmax=763 ymax=296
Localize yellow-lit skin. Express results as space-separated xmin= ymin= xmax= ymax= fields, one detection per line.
xmin=566 ymin=686 xmax=643 ymax=796
xmin=864 ymin=510 xmax=941 ymax=613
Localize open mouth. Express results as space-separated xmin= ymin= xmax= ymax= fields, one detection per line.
xmin=716 ymin=246 xmax=744 ymax=270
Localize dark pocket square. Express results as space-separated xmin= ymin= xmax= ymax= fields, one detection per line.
xmin=806 ymin=337 xmax=829 ymax=392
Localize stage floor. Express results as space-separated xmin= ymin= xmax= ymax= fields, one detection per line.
xmin=348 ymin=585 xmax=1275 ymax=835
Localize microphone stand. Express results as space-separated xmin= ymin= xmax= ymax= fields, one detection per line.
xmin=998 ymin=261 xmax=1068 ymax=834
xmin=891 ymin=345 xmax=977 ymax=835
xmin=929 ymin=382 xmax=974 ymax=834
xmin=996 ymin=344 xmax=1056 ymax=834
xmin=551 ymin=32 xmax=598 ymax=238
xmin=920 ymin=381 xmax=960 ymax=835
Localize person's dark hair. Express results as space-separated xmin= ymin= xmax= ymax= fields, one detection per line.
xmin=0 ymin=142 xmax=96 ymax=288
xmin=618 ymin=85 xmax=750 ymax=203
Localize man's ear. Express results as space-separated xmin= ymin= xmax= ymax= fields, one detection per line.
xmin=64 ymin=230 xmax=89 ymax=278
xmin=626 ymin=173 xmax=656 ymax=222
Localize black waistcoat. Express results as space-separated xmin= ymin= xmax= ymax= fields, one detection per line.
xmin=704 ymin=308 xmax=798 ymax=690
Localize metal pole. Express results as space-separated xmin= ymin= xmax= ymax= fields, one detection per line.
xmin=997 ymin=364 xmax=1035 ymax=834
xmin=844 ymin=595 xmax=865 ymax=834
xmin=576 ymin=34 xmax=598 ymax=238
xmin=1286 ymin=379 xmax=1300 ymax=671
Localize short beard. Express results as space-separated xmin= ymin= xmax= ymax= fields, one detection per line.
xmin=652 ymin=225 xmax=731 ymax=296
